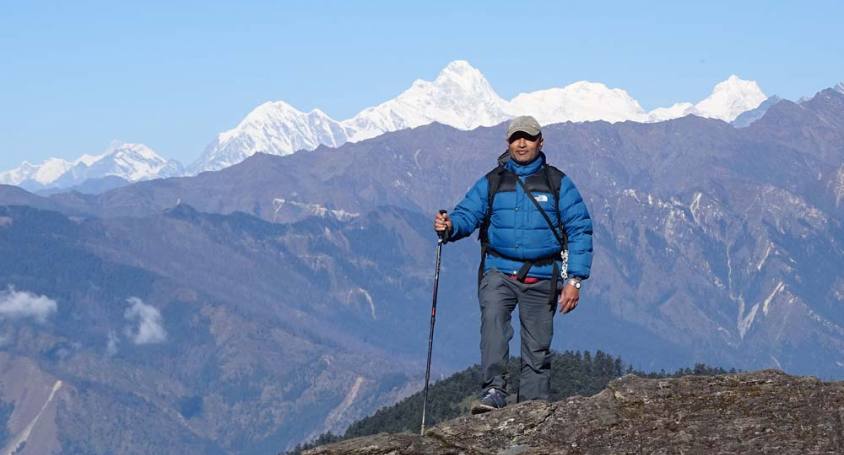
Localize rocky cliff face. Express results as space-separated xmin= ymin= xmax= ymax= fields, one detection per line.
xmin=306 ymin=370 xmax=844 ymax=454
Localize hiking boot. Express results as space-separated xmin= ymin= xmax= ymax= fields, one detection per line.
xmin=470 ymin=387 xmax=507 ymax=414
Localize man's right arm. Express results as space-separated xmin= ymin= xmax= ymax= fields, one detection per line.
xmin=439 ymin=176 xmax=489 ymax=242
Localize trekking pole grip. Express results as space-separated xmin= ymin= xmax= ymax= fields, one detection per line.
xmin=437 ymin=209 xmax=448 ymax=240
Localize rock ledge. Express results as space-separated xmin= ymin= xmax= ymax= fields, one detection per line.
xmin=306 ymin=370 xmax=844 ymax=454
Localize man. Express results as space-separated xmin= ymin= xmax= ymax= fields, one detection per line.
xmin=433 ymin=115 xmax=593 ymax=413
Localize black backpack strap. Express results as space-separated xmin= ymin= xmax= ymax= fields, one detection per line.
xmin=519 ymin=164 xmax=568 ymax=304
xmin=478 ymin=164 xmax=506 ymax=286
xmin=540 ymin=165 xmax=568 ymax=250
xmin=479 ymin=151 xmax=512 ymax=246
xmin=515 ymin=169 xmax=565 ymax=250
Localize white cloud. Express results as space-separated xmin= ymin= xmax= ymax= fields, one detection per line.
xmin=0 ymin=286 xmax=58 ymax=323
xmin=124 ymin=297 xmax=166 ymax=345
xmin=106 ymin=330 xmax=119 ymax=355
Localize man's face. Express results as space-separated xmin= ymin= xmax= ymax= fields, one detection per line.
xmin=507 ymin=132 xmax=543 ymax=164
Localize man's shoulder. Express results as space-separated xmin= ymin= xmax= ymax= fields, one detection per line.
xmin=544 ymin=163 xmax=566 ymax=178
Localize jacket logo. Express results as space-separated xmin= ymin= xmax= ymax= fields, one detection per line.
xmin=534 ymin=194 xmax=548 ymax=203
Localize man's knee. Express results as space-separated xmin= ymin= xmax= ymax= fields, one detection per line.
xmin=522 ymin=346 xmax=551 ymax=368
xmin=481 ymin=305 xmax=509 ymax=326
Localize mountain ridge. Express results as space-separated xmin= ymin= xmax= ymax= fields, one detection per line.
xmin=190 ymin=60 xmax=769 ymax=173
xmin=0 ymin=142 xmax=183 ymax=192
xmin=10 ymin=62 xmax=834 ymax=183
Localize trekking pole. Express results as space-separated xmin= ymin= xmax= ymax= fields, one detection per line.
xmin=421 ymin=209 xmax=447 ymax=435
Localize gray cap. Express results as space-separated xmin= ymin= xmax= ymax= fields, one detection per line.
xmin=506 ymin=115 xmax=542 ymax=139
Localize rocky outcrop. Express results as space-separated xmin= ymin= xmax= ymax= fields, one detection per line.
xmin=306 ymin=370 xmax=844 ymax=454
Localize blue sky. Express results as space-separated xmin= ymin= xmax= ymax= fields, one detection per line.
xmin=2 ymin=0 xmax=842 ymax=169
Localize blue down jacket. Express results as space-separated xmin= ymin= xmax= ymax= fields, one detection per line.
xmin=447 ymin=152 xmax=593 ymax=279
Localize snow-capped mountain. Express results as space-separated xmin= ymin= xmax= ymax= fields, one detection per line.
xmin=188 ymin=61 xmax=510 ymax=174
xmin=509 ymin=81 xmax=650 ymax=124
xmin=690 ymin=75 xmax=767 ymax=121
xmin=646 ymin=75 xmax=767 ymax=123
xmin=834 ymin=82 xmax=844 ymax=95
xmin=1 ymin=158 xmax=78 ymax=188
xmin=189 ymin=61 xmax=770 ymax=174
xmin=55 ymin=142 xmax=184 ymax=187
xmin=188 ymin=102 xmax=349 ymax=174
xmin=647 ymin=102 xmax=695 ymax=122
xmin=5 ymin=60 xmax=774 ymax=179
xmin=0 ymin=142 xmax=183 ymax=191
xmin=341 ymin=60 xmax=510 ymax=142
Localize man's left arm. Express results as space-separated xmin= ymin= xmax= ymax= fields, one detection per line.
xmin=557 ymin=176 xmax=593 ymax=313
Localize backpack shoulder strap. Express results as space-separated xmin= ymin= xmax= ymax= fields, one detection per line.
xmin=543 ymin=164 xmax=566 ymax=200
xmin=477 ymin=155 xmax=509 ymax=286
xmin=541 ymin=164 xmax=567 ymax=248
xmin=479 ymin=164 xmax=505 ymax=245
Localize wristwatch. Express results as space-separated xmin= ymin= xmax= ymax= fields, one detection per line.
xmin=566 ymin=277 xmax=582 ymax=289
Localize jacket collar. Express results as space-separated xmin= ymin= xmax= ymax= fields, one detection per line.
xmin=502 ymin=151 xmax=546 ymax=176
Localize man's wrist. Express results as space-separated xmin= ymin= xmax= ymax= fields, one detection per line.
xmin=565 ymin=276 xmax=582 ymax=289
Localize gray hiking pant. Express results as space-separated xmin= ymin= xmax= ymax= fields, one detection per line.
xmin=479 ymin=269 xmax=558 ymax=402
